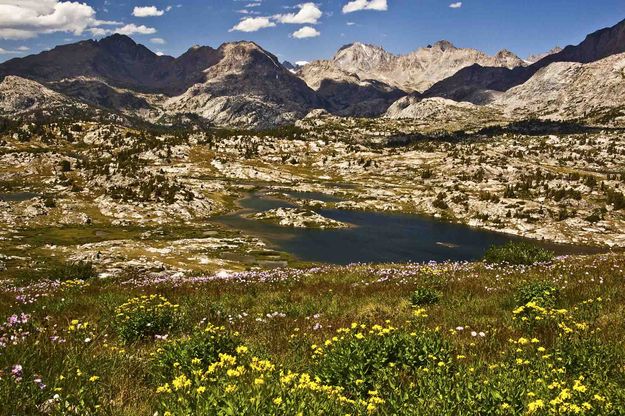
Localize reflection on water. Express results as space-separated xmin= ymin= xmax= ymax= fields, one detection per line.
xmin=0 ymin=192 xmax=40 ymax=202
xmin=216 ymin=191 xmax=600 ymax=265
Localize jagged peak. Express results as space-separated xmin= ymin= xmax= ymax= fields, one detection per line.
xmin=431 ymin=40 xmax=456 ymax=51
xmin=98 ymin=33 xmax=137 ymax=47
xmin=336 ymin=42 xmax=389 ymax=55
xmin=219 ymin=40 xmax=264 ymax=50
xmin=495 ymin=49 xmax=522 ymax=61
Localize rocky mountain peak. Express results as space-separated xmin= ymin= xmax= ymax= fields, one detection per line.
xmin=431 ymin=40 xmax=456 ymax=51
xmin=214 ymin=41 xmax=283 ymax=72
xmin=526 ymin=47 xmax=563 ymax=63
xmin=98 ymin=34 xmax=139 ymax=49
xmin=496 ymin=49 xmax=516 ymax=59
xmin=334 ymin=42 xmax=394 ymax=61
xmin=424 ymin=17 xmax=625 ymax=103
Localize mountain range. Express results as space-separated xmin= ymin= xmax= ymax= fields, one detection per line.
xmin=1 ymin=18 xmax=625 ymax=128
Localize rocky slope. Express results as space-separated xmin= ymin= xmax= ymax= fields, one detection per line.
xmin=301 ymin=41 xmax=525 ymax=94
xmin=526 ymin=47 xmax=563 ymax=64
xmin=385 ymin=96 xmax=502 ymax=125
xmin=0 ymin=35 xmax=221 ymax=96
xmin=494 ymin=52 xmax=625 ymax=123
xmin=1 ymin=18 xmax=625 ymax=128
xmin=425 ymin=18 xmax=625 ymax=103
xmin=164 ymin=42 xmax=323 ymax=128
xmin=0 ymin=76 xmax=80 ymax=115
xmin=297 ymin=60 xmax=404 ymax=117
xmin=0 ymin=36 xmax=322 ymax=128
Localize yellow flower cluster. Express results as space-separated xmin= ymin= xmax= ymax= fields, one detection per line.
xmin=60 ymin=279 xmax=90 ymax=289
xmin=312 ymin=322 xmax=398 ymax=357
xmin=157 ymin=341 xmax=389 ymax=415
xmin=115 ymin=294 xmax=179 ymax=321
xmin=512 ymin=300 xmax=591 ymax=336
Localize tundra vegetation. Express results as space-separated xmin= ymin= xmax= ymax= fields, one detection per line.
xmin=1 ymin=116 xmax=625 ymax=415
xmin=0 ymin=250 xmax=624 ymax=414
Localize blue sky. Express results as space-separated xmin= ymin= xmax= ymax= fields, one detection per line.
xmin=0 ymin=0 xmax=624 ymax=64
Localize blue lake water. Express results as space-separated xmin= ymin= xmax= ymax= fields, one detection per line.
xmin=216 ymin=192 xmax=599 ymax=265
xmin=0 ymin=192 xmax=40 ymax=202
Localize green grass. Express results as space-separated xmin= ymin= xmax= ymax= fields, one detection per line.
xmin=0 ymin=253 xmax=624 ymax=414
xmin=483 ymin=242 xmax=555 ymax=265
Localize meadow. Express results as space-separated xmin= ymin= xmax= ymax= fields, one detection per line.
xmin=1 ymin=246 xmax=625 ymax=415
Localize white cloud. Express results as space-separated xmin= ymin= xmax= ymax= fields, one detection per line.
xmin=274 ymin=3 xmax=322 ymax=24
xmin=132 ymin=6 xmax=165 ymax=17
xmin=115 ymin=24 xmax=157 ymax=35
xmin=229 ymin=17 xmax=276 ymax=32
xmin=0 ymin=0 xmax=117 ymax=40
xmin=342 ymin=0 xmax=387 ymax=13
xmin=150 ymin=37 xmax=166 ymax=44
xmin=291 ymin=26 xmax=320 ymax=39
xmin=16 ymin=46 xmax=30 ymax=51
xmin=449 ymin=2 xmax=462 ymax=8
xmin=88 ymin=27 xmax=109 ymax=37
xmin=295 ymin=60 xmax=309 ymax=66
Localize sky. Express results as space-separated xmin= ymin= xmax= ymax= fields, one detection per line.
xmin=0 ymin=0 xmax=624 ymax=64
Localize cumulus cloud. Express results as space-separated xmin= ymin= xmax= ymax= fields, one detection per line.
xmin=115 ymin=24 xmax=157 ymax=35
xmin=274 ymin=3 xmax=322 ymax=24
xmin=291 ymin=26 xmax=320 ymax=39
xmin=229 ymin=16 xmax=276 ymax=32
xmin=132 ymin=6 xmax=165 ymax=17
xmin=342 ymin=0 xmax=387 ymax=13
xmin=449 ymin=2 xmax=462 ymax=8
xmin=0 ymin=0 xmax=117 ymax=40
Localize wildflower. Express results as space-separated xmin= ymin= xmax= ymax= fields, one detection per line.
xmin=156 ymin=384 xmax=172 ymax=393
xmin=573 ymin=379 xmax=587 ymax=393
xmin=88 ymin=376 xmax=100 ymax=382
xmin=11 ymin=364 xmax=22 ymax=378
xmin=273 ymin=397 xmax=283 ymax=405
xmin=527 ymin=399 xmax=545 ymax=413
xmin=196 ymin=386 xmax=206 ymax=394
xmin=172 ymin=375 xmax=191 ymax=390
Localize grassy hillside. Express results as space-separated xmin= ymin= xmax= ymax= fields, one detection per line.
xmin=1 ymin=252 xmax=624 ymax=415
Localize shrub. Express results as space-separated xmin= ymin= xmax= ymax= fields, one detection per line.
xmin=313 ymin=323 xmax=451 ymax=396
xmin=514 ymin=281 xmax=559 ymax=308
xmin=410 ymin=287 xmax=442 ymax=306
xmin=114 ymin=295 xmax=180 ymax=344
xmin=156 ymin=350 xmax=377 ymax=416
xmin=153 ymin=324 xmax=239 ymax=381
xmin=483 ymin=242 xmax=554 ymax=265
xmin=48 ymin=261 xmax=97 ymax=281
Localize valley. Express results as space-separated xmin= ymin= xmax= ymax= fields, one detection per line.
xmin=1 ymin=10 xmax=625 ymax=416
xmin=1 ymin=116 xmax=623 ymax=277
